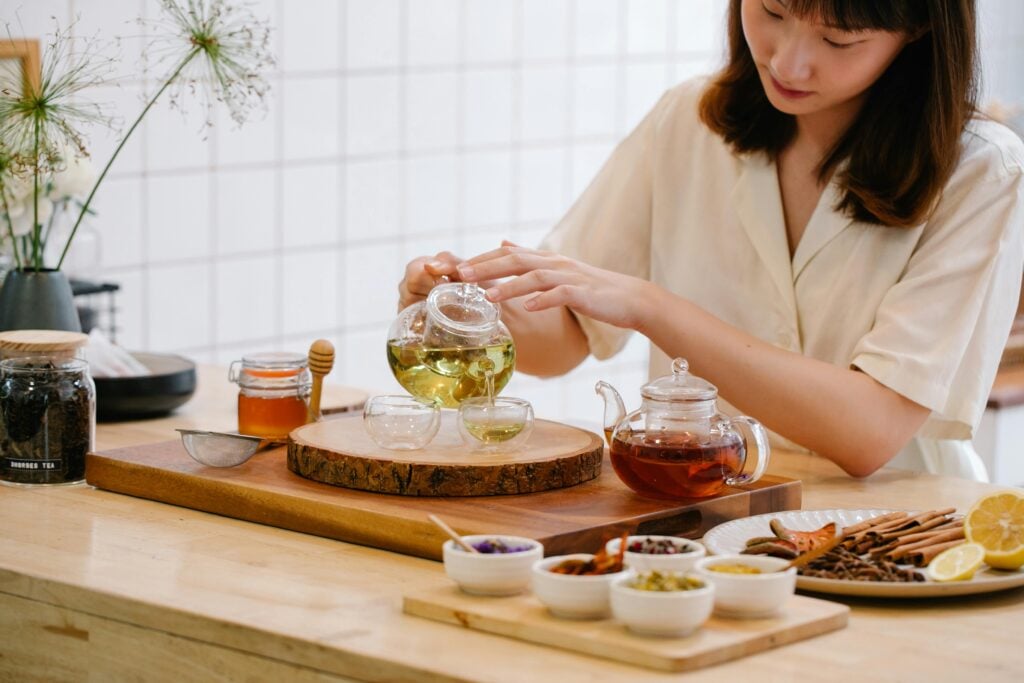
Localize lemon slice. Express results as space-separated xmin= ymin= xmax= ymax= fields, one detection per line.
xmin=964 ymin=490 xmax=1024 ymax=571
xmin=927 ymin=542 xmax=986 ymax=582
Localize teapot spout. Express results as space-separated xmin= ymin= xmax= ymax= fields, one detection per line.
xmin=594 ymin=381 xmax=626 ymax=445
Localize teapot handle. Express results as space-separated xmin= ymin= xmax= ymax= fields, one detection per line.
xmin=725 ymin=416 xmax=771 ymax=486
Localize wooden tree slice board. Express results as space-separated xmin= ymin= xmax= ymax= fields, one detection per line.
xmin=288 ymin=413 xmax=604 ymax=496
xmin=403 ymin=585 xmax=848 ymax=673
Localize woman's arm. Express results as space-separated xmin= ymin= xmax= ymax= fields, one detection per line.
xmin=458 ymin=245 xmax=930 ymax=477
xmin=397 ymin=251 xmax=590 ymax=377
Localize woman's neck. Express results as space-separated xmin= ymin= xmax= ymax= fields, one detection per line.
xmin=791 ymin=93 xmax=867 ymax=160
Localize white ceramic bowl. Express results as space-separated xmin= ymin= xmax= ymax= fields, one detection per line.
xmin=531 ymin=554 xmax=631 ymax=619
xmin=694 ymin=555 xmax=796 ymax=618
xmin=605 ymin=536 xmax=706 ymax=573
xmin=610 ymin=572 xmax=715 ymax=637
xmin=443 ymin=535 xmax=543 ymax=596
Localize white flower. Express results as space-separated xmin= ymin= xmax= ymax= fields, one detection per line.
xmin=48 ymin=147 xmax=96 ymax=200
xmin=1 ymin=172 xmax=33 ymax=207
xmin=8 ymin=196 xmax=53 ymax=237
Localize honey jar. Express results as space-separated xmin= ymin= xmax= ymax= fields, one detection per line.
xmin=229 ymin=352 xmax=311 ymax=439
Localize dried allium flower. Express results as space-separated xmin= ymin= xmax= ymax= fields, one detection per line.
xmin=0 ymin=24 xmax=113 ymax=175
xmin=146 ymin=0 xmax=274 ymax=127
xmin=0 ymin=23 xmax=113 ymax=269
xmin=0 ymin=2 xmax=275 ymax=271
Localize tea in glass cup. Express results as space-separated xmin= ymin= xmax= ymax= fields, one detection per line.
xmin=457 ymin=397 xmax=534 ymax=452
xmin=363 ymin=395 xmax=441 ymax=450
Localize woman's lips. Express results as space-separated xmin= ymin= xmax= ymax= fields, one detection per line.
xmin=770 ymin=75 xmax=813 ymax=99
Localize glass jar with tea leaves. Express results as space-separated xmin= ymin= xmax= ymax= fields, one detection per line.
xmin=0 ymin=330 xmax=95 ymax=487
xmin=387 ymin=282 xmax=516 ymax=407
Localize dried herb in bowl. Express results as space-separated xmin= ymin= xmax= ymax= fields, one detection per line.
xmin=457 ymin=538 xmax=535 ymax=554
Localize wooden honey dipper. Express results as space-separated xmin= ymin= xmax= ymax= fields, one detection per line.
xmin=306 ymin=339 xmax=335 ymax=424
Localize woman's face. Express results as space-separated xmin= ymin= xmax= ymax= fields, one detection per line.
xmin=741 ymin=0 xmax=913 ymax=120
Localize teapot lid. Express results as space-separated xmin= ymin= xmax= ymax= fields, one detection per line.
xmin=641 ymin=358 xmax=718 ymax=402
xmin=426 ymin=282 xmax=500 ymax=334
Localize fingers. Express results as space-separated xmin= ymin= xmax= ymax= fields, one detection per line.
xmin=458 ymin=249 xmax=559 ymax=284
xmin=424 ymin=251 xmax=461 ymax=278
xmin=398 ymin=251 xmax=463 ymax=310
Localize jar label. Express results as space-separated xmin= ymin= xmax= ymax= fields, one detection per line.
xmin=4 ymin=457 xmax=63 ymax=471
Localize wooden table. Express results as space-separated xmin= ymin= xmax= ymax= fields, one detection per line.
xmin=2 ymin=374 xmax=1023 ymax=681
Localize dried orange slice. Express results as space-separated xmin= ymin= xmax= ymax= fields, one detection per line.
xmin=927 ymin=542 xmax=985 ymax=582
xmin=964 ymin=490 xmax=1024 ymax=571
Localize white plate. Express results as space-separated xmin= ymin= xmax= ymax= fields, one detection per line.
xmin=702 ymin=509 xmax=1024 ymax=598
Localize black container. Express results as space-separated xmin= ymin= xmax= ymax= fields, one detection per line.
xmin=93 ymin=352 xmax=196 ymax=421
xmin=0 ymin=357 xmax=95 ymax=486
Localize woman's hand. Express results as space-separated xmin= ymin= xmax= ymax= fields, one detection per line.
xmin=456 ymin=242 xmax=655 ymax=332
xmin=397 ymin=251 xmax=463 ymax=311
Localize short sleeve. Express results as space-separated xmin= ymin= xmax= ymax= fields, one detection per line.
xmin=851 ymin=164 xmax=1024 ymax=439
xmin=539 ymin=89 xmax=680 ymax=359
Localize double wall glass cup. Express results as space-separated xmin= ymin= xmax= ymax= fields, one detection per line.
xmin=363 ymin=395 xmax=441 ymax=450
xmin=457 ymin=397 xmax=534 ymax=452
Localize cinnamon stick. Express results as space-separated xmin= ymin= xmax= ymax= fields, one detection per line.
xmin=877 ymin=515 xmax=956 ymax=543
xmin=907 ymin=540 xmax=965 ymax=567
xmin=840 ymin=511 xmax=909 ymax=537
xmin=884 ymin=528 xmax=966 ymax=562
xmin=868 ymin=521 xmax=962 ymax=557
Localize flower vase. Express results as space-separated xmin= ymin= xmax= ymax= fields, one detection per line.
xmin=0 ymin=268 xmax=82 ymax=332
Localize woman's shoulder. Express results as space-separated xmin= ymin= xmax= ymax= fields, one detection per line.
xmin=958 ymin=117 xmax=1024 ymax=183
xmin=644 ymin=75 xmax=714 ymax=131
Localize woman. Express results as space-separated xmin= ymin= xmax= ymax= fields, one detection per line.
xmin=398 ymin=0 xmax=1023 ymax=477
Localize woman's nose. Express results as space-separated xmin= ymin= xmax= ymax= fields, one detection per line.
xmin=769 ymin=32 xmax=814 ymax=84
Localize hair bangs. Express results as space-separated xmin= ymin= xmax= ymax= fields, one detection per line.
xmin=783 ymin=0 xmax=928 ymax=33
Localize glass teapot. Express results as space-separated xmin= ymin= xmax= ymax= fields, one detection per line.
xmin=595 ymin=358 xmax=770 ymax=499
xmin=387 ymin=282 xmax=516 ymax=408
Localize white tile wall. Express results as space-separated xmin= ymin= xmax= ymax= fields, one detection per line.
xmin=3 ymin=0 xmax=1022 ymax=430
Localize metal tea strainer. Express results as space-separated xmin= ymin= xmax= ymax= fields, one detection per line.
xmin=176 ymin=428 xmax=287 ymax=467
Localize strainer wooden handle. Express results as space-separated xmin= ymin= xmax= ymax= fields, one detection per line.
xmin=306 ymin=339 xmax=335 ymax=424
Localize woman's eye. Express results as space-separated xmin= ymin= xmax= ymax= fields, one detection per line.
xmin=761 ymin=1 xmax=783 ymax=19
xmin=823 ymin=37 xmax=854 ymax=49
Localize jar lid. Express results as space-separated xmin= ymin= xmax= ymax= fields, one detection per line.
xmin=230 ymin=351 xmax=307 ymax=382
xmin=0 ymin=329 xmax=89 ymax=353
xmin=641 ymin=358 xmax=718 ymax=402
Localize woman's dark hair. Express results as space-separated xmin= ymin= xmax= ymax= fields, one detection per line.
xmin=699 ymin=0 xmax=978 ymax=227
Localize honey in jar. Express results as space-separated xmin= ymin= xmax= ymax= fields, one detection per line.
xmin=229 ymin=352 xmax=310 ymax=439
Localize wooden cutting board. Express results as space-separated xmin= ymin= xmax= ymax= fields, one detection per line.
xmin=288 ymin=414 xmax=604 ymax=495
xmin=85 ymin=416 xmax=801 ymax=561
xmin=403 ymin=585 xmax=848 ymax=673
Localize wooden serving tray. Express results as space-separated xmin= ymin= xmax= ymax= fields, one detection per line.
xmin=85 ymin=416 xmax=801 ymax=561
xmin=403 ymin=585 xmax=849 ymax=672
xmin=288 ymin=414 xmax=604 ymax=496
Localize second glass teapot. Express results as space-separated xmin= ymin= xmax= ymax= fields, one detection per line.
xmin=387 ymin=282 xmax=516 ymax=408
xmin=595 ymin=358 xmax=770 ymax=499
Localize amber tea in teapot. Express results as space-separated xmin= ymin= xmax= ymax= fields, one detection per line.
xmin=597 ymin=358 xmax=770 ymax=500
xmin=609 ymin=430 xmax=745 ymax=499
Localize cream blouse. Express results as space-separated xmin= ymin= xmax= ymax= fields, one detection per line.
xmin=540 ymin=78 xmax=1024 ymax=450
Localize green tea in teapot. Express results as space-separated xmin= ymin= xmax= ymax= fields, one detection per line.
xmin=609 ymin=429 xmax=745 ymax=499
xmin=386 ymin=340 xmax=514 ymax=408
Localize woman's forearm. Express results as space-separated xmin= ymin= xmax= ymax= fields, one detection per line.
xmin=635 ymin=284 xmax=930 ymax=476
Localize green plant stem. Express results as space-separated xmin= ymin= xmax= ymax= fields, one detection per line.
xmin=56 ymin=47 xmax=201 ymax=270
xmin=0 ymin=186 xmax=22 ymax=269
xmin=32 ymin=116 xmax=41 ymax=271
